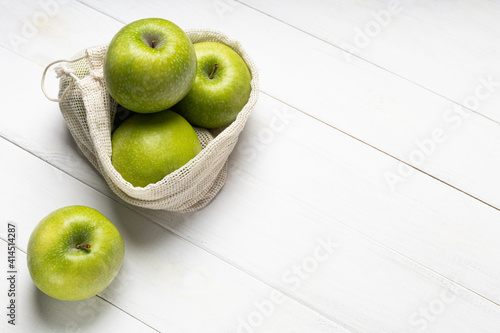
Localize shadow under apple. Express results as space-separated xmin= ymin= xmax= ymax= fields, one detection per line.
xmin=33 ymin=284 xmax=110 ymax=331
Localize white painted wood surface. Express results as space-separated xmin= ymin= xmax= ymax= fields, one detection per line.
xmin=1 ymin=1 xmax=499 ymax=332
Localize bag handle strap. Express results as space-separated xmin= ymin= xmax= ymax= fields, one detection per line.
xmin=41 ymin=55 xmax=87 ymax=102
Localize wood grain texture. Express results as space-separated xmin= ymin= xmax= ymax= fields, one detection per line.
xmin=0 ymin=0 xmax=499 ymax=332
xmin=2 ymin=131 xmax=500 ymax=331
xmin=0 ymin=137 xmax=349 ymax=333
xmin=240 ymin=0 xmax=500 ymax=122
xmin=2 ymin=50 xmax=500 ymax=331
xmin=0 ymin=0 xmax=123 ymax=66
xmin=0 ymin=241 xmax=157 ymax=333
xmin=1 ymin=0 xmax=499 ymax=302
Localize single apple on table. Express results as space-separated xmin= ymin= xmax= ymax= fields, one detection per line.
xmin=172 ymin=41 xmax=252 ymax=129
xmin=27 ymin=205 xmax=125 ymax=301
xmin=111 ymin=110 xmax=202 ymax=187
xmin=104 ymin=18 xmax=197 ymax=113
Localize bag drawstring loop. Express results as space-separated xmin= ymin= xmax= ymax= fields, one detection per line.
xmin=41 ymin=55 xmax=87 ymax=102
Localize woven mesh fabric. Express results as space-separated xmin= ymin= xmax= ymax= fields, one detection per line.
xmin=55 ymin=29 xmax=259 ymax=212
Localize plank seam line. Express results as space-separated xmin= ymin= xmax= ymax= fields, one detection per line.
xmin=5 ymin=123 xmax=500 ymax=313
xmin=0 ymin=236 xmax=161 ymax=333
xmin=1 ymin=4 xmax=497 ymax=212
xmin=260 ymin=90 xmax=500 ymax=213
xmin=222 ymin=167 xmax=500 ymax=310
xmin=235 ymin=0 xmax=500 ymax=126
xmin=77 ymin=0 xmax=128 ymax=25
xmin=78 ymin=0 xmax=500 ymax=210
xmin=2 ymin=134 xmax=499 ymax=331
xmin=0 ymin=136 xmax=356 ymax=333
xmin=2 ymin=1 xmax=499 ymax=323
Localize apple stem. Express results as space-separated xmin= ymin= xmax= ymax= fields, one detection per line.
xmin=76 ymin=244 xmax=91 ymax=250
xmin=151 ymin=38 xmax=157 ymax=48
xmin=209 ymin=64 xmax=219 ymax=79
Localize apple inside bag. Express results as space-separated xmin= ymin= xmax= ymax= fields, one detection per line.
xmin=50 ymin=30 xmax=259 ymax=212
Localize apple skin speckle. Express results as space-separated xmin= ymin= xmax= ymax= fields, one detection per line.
xmin=172 ymin=41 xmax=252 ymax=129
xmin=27 ymin=206 xmax=125 ymax=301
xmin=104 ymin=18 xmax=197 ymax=113
xmin=111 ymin=110 xmax=201 ymax=187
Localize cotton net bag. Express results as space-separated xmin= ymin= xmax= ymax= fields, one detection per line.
xmin=42 ymin=29 xmax=259 ymax=212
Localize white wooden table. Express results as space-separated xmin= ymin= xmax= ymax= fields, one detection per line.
xmin=1 ymin=1 xmax=500 ymax=332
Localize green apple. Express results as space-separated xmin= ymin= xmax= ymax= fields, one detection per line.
xmin=172 ymin=42 xmax=252 ymax=129
xmin=104 ymin=18 xmax=197 ymax=113
xmin=111 ymin=110 xmax=201 ymax=187
xmin=27 ymin=205 xmax=125 ymax=301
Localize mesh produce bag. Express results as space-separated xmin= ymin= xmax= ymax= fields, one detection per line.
xmin=42 ymin=29 xmax=259 ymax=212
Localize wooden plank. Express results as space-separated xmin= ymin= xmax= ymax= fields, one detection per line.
xmin=0 ymin=137 xmax=350 ymax=333
xmin=239 ymin=0 xmax=500 ymax=122
xmin=0 ymin=0 xmax=123 ymax=66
